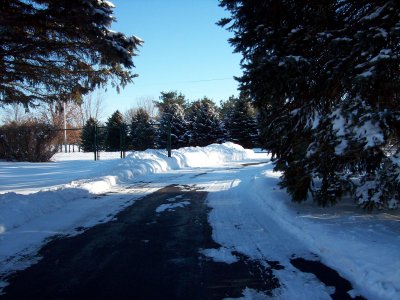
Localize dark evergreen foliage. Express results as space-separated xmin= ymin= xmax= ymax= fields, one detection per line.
xmin=105 ymin=110 xmax=126 ymax=151
xmin=0 ymin=0 xmax=142 ymax=108
xmin=80 ymin=117 xmax=100 ymax=152
xmin=155 ymin=92 xmax=189 ymax=149
xmin=187 ymin=98 xmax=224 ymax=147
xmin=156 ymin=91 xmax=187 ymax=112
xmin=220 ymin=0 xmax=400 ymax=209
xmin=221 ymin=95 xmax=259 ymax=149
xmin=129 ymin=108 xmax=155 ymax=151
xmin=157 ymin=104 xmax=188 ymax=149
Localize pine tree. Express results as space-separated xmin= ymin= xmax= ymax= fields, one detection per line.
xmin=220 ymin=1 xmax=400 ymax=209
xmin=1 ymin=0 xmax=142 ymax=108
xmin=156 ymin=91 xmax=187 ymax=111
xmin=105 ymin=110 xmax=126 ymax=151
xmin=129 ymin=108 xmax=155 ymax=151
xmin=221 ymin=95 xmax=259 ymax=149
xmin=157 ymin=104 xmax=188 ymax=149
xmin=155 ymin=91 xmax=189 ymax=149
xmin=80 ymin=117 xmax=100 ymax=152
xmin=187 ymin=98 xmax=223 ymax=147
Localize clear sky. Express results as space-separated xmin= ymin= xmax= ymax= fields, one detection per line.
xmin=101 ymin=0 xmax=242 ymax=118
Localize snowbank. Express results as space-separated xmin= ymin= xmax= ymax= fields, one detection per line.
xmin=0 ymin=189 xmax=91 ymax=233
xmin=172 ymin=142 xmax=255 ymax=168
xmin=66 ymin=142 xmax=257 ymax=192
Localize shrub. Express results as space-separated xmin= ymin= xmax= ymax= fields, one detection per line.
xmin=0 ymin=120 xmax=59 ymax=162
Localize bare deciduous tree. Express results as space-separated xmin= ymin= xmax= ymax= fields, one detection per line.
xmin=79 ymin=91 xmax=105 ymax=125
xmin=124 ymin=96 xmax=158 ymax=122
xmin=1 ymin=103 xmax=30 ymax=124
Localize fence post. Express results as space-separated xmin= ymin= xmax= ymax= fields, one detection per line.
xmin=167 ymin=114 xmax=172 ymax=158
xmin=122 ymin=125 xmax=126 ymax=158
xmin=120 ymin=125 xmax=123 ymax=159
xmin=94 ymin=124 xmax=97 ymax=161
xmin=63 ymin=102 xmax=67 ymax=153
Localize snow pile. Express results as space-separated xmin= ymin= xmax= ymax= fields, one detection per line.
xmin=0 ymin=189 xmax=91 ymax=233
xmin=67 ymin=142 xmax=256 ymax=192
xmin=172 ymin=142 xmax=255 ymax=168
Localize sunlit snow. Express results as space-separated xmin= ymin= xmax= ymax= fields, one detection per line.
xmin=0 ymin=143 xmax=399 ymax=299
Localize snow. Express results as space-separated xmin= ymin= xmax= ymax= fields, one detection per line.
xmin=335 ymin=139 xmax=348 ymax=155
xmin=0 ymin=152 xmax=121 ymax=194
xmin=330 ymin=107 xmax=385 ymax=153
xmin=361 ymin=4 xmax=388 ymax=21
xmin=200 ymin=247 xmax=239 ymax=264
xmin=0 ymin=143 xmax=399 ymax=299
xmin=204 ymin=164 xmax=400 ymax=300
xmin=331 ymin=108 xmax=350 ymax=155
xmin=97 ymin=0 xmax=115 ymax=8
xmin=374 ymin=28 xmax=388 ymax=39
xmin=155 ymin=201 xmax=190 ymax=213
xmin=290 ymin=27 xmax=302 ymax=34
xmin=332 ymin=37 xmax=352 ymax=42
xmin=359 ymin=70 xmax=373 ymax=77
xmin=357 ymin=69 xmax=374 ymax=78
xmin=356 ymin=179 xmax=382 ymax=206
xmin=370 ymin=49 xmax=392 ymax=62
xmin=311 ymin=112 xmax=320 ymax=130
xmin=331 ymin=108 xmax=347 ymax=137
xmin=133 ymin=35 xmax=144 ymax=43
xmin=93 ymin=8 xmax=108 ymax=16
xmin=230 ymin=287 xmax=273 ymax=300
xmin=285 ymin=55 xmax=307 ymax=63
xmin=355 ymin=119 xmax=384 ymax=149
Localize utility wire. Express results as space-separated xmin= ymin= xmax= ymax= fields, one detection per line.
xmin=181 ymin=77 xmax=233 ymax=83
xmin=134 ymin=77 xmax=236 ymax=87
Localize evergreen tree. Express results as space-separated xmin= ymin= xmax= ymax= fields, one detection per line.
xmin=156 ymin=105 xmax=188 ymax=149
xmin=220 ymin=1 xmax=400 ymax=209
xmin=105 ymin=110 xmax=126 ymax=151
xmin=221 ymin=95 xmax=259 ymax=148
xmin=156 ymin=91 xmax=189 ymax=149
xmin=187 ymin=98 xmax=223 ymax=147
xmin=1 ymin=0 xmax=142 ymax=108
xmin=80 ymin=117 xmax=100 ymax=152
xmin=156 ymin=91 xmax=187 ymax=112
xmin=219 ymin=96 xmax=236 ymax=119
xmin=129 ymin=108 xmax=155 ymax=151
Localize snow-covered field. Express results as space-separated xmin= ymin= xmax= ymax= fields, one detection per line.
xmin=0 ymin=143 xmax=399 ymax=299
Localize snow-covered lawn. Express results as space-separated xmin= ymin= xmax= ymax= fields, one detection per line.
xmin=0 ymin=151 xmax=122 ymax=194
xmin=0 ymin=143 xmax=399 ymax=299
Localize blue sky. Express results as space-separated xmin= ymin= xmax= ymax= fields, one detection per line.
xmin=102 ymin=0 xmax=242 ymax=117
